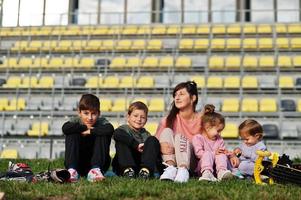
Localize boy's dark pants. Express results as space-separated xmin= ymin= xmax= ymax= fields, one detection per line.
xmin=112 ymin=136 xmax=163 ymax=176
xmin=64 ymin=134 xmax=111 ymax=176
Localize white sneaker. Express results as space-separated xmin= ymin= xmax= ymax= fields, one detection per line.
xmin=160 ymin=165 xmax=177 ymax=181
xmin=174 ymin=167 xmax=189 ymax=183
xmin=217 ymin=170 xmax=234 ymax=181
xmin=199 ymin=170 xmax=217 ymax=182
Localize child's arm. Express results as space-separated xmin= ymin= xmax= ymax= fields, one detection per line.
xmin=250 ymin=142 xmax=267 ymax=162
xmin=113 ymin=128 xmax=140 ymax=150
xmin=91 ymin=123 xmax=114 ymax=136
xmin=192 ymin=135 xmax=205 ymax=159
xmin=62 ymin=121 xmax=87 ymax=135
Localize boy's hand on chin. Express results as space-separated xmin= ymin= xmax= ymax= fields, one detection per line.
xmin=81 ymin=127 xmax=93 ymax=136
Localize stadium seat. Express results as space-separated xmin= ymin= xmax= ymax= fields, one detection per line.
xmin=242 ymin=98 xmax=258 ymax=112
xmin=147 ymin=40 xmax=162 ymax=50
xmin=20 ymin=77 xmax=38 ymax=88
xmin=259 ymin=98 xmax=277 ymax=112
xmin=225 ymin=56 xmax=240 ymax=69
xmin=258 ymin=38 xmax=273 ymax=49
xmin=212 ymin=24 xmax=226 ymax=34
xmin=224 ymin=76 xmax=240 ymax=88
xmin=152 ymin=25 xmax=166 ymax=35
xmin=131 ymin=40 xmax=145 ymax=50
xmin=281 ymin=123 xmax=299 ymax=139
xmin=278 ymin=56 xmax=292 ymax=68
xmin=243 ymin=24 xmax=257 ymax=34
xmin=179 ymin=39 xmax=194 ymax=50
xmin=85 ymin=76 xmax=103 ymax=88
xmin=111 ymin=98 xmax=129 ymax=112
xmin=293 ymin=56 xmax=301 ymax=67
xmin=207 ymin=76 xmax=223 ymax=89
xmin=296 ymin=77 xmax=301 ymax=88
xmin=107 ymin=26 xmax=122 ymax=35
xmin=2 ymin=58 xmax=18 ymax=68
xmin=148 ymin=98 xmax=165 ymax=112
xmin=280 ymin=99 xmax=296 ymax=112
xmin=0 ymin=149 xmax=18 ymax=159
xmin=38 ymin=76 xmax=54 ymax=88
xmin=48 ymin=57 xmax=63 ymax=69
xmin=122 ymin=25 xmax=137 ymax=35
xmin=100 ymin=40 xmax=115 ymax=51
xmin=18 ymin=57 xmax=32 ymax=69
xmin=191 ymin=76 xmax=205 ymax=88
xmin=275 ymin=38 xmax=290 ymax=49
xmin=262 ymin=124 xmax=279 ymax=139
xmin=103 ymin=76 xmax=119 ymax=88
xmin=2 ymin=76 xmax=22 ymax=88
xmin=119 ymin=76 xmax=136 ymax=88
xmin=142 ymin=57 xmax=159 ymax=68
xmin=86 ymin=40 xmax=102 ymax=51
xmin=136 ymin=76 xmax=154 ymax=88
xmin=126 ymin=57 xmax=141 ymax=68
xmin=55 ymin=40 xmax=72 ymax=52
xmin=159 ymin=56 xmax=173 ymax=68
xmin=243 ymin=56 xmax=258 ymax=69
xmin=243 ymin=38 xmax=257 ymax=50
xmin=211 ymin=39 xmax=225 ymax=50
xmin=221 ymin=123 xmax=238 ymax=138
xmin=0 ymin=98 xmax=9 ymax=111
xmin=226 ymin=38 xmax=241 ymax=50
xmin=181 ymin=25 xmax=196 ymax=34
xmin=208 ymin=56 xmax=224 ymax=70
xmin=77 ymin=58 xmax=94 ymax=68
xmin=222 ymin=98 xmax=239 ymax=112
xmin=259 ymin=56 xmax=274 ymax=68
xmin=175 ymin=56 xmax=191 ymax=68
xmin=257 ymin=24 xmax=272 ymax=34
xmin=279 ymin=76 xmax=294 ymax=88
xmin=298 ymin=99 xmax=301 ymax=112
xmin=144 ymin=122 xmax=158 ymax=135
xmin=6 ymin=98 xmax=26 ymax=111
xmin=291 ymin=38 xmax=301 ymax=49
xmin=27 ymin=122 xmax=49 ymax=136
xmin=116 ymin=40 xmax=132 ymax=51
xmin=100 ymin=99 xmax=112 ymax=112
xmin=137 ymin=25 xmax=151 ymax=35
xmin=288 ymin=23 xmax=301 ymax=33
xmin=131 ymin=98 xmax=148 ymax=105
xmin=242 ymin=76 xmax=258 ymax=89
xmin=275 ymin=24 xmax=287 ymax=33
xmin=110 ymin=57 xmax=126 ymax=69
xmin=166 ymin=25 xmax=180 ymax=34
xmin=194 ymin=39 xmax=209 ymax=51
xmin=196 ymin=25 xmax=210 ymax=34
xmin=227 ymin=24 xmax=241 ymax=34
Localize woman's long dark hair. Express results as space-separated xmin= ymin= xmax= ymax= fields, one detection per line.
xmin=166 ymin=81 xmax=198 ymax=129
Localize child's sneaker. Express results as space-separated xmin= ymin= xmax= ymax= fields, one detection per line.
xmin=217 ymin=170 xmax=234 ymax=181
xmin=123 ymin=167 xmax=135 ymax=178
xmin=68 ymin=168 xmax=79 ymax=183
xmin=174 ymin=167 xmax=189 ymax=183
xmin=160 ymin=165 xmax=177 ymax=181
xmin=199 ymin=170 xmax=217 ymax=182
xmin=87 ymin=168 xmax=105 ymax=182
xmin=138 ymin=168 xmax=150 ymax=179
xmin=232 ymin=169 xmax=244 ymax=179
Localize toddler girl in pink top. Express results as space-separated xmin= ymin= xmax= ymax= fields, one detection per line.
xmin=192 ymin=110 xmax=233 ymax=182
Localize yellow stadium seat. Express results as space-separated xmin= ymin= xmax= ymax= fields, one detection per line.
xmin=110 ymin=57 xmax=126 ymax=69
xmin=100 ymin=40 xmax=115 ymax=51
xmin=144 ymin=122 xmax=158 ymax=135
xmin=175 ymin=56 xmax=191 ymax=68
xmin=119 ymin=76 xmax=136 ymax=88
xmin=41 ymin=40 xmax=57 ymax=51
xmin=111 ymin=98 xmax=129 ymax=112
xmin=226 ymin=38 xmax=241 ymax=50
xmin=242 ymin=98 xmax=258 ymax=112
xmin=191 ymin=76 xmax=205 ymax=88
xmin=126 ymin=57 xmax=141 ymax=68
xmin=47 ymin=57 xmax=63 ymax=69
xmin=224 ymin=76 xmax=240 ymax=89
xmin=212 ymin=24 xmax=226 ymax=34
xmin=208 ymin=56 xmax=224 ymax=70
xmin=64 ymin=26 xmax=80 ymax=35
xmin=152 ymin=25 xmax=166 ymax=35
xmin=137 ymin=25 xmax=151 ymax=35
xmin=243 ymin=56 xmax=257 ymax=69
xmin=142 ymin=57 xmax=159 ymax=68
xmin=179 ymin=39 xmax=194 ymax=50
xmin=100 ymin=99 xmax=112 ymax=112
xmin=27 ymin=122 xmax=49 ymax=136
xmin=194 ymin=39 xmax=209 ymax=50
xmin=6 ymin=98 xmax=26 ymax=111
xmin=107 ymin=26 xmax=122 ymax=35
xmin=55 ymin=40 xmax=72 ymax=52
xmin=131 ymin=98 xmax=148 ymax=105
xmin=221 ymin=123 xmax=238 ymax=138
xmin=148 ymin=98 xmax=165 ymax=112
xmin=73 ymin=40 xmax=87 ymax=51
xmin=147 ymin=40 xmax=162 ymax=50
xmin=159 ymin=56 xmax=173 ymax=68
xmin=278 ymin=56 xmax=292 ymax=68
xmin=298 ymin=99 xmax=301 ymax=112
xmin=0 ymin=98 xmax=9 ymax=111
xmin=18 ymin=57 xmax=32 ymax=69
xmin=288 ymin=24 xmax=301 ymax=33
xmin=27 ymin=40 xmax=43 ymax=52
xmin=122 ymin=25 xmax=137 ymax=35
xmin=78 ymin=58 xmax=94 ymax=68
xmin=242 ymin=76 xmax=258 ymax=89
xmin=259 ymin=98 xmax=277 ymax=112
xmin=136 ymin=76 xmax=154 ymax=88
xmin=2 ymin=76 xmax=22 ymax=88
xmin=166 ymin=25 xmax=180 ymax=34
xmin=182 ymin=25 xmax=196 ymax=34
xmin=116 ymin=40 xmax=132 ymax=51
xmin=20 ymin=77 xmax=38 ymax=88
xmin=225 ymin=56 xmax=241 ymax=69
xmin=11 ymin=41 xmax=28 ymax=51
xmin=0 ymin=149 xmax=18 ymax=159
xmin=86 ymin=40 xmax=102 ymax=51
xmin=275 ymin=24 xmax=287 ymax=33
xmin=62 ymin=57 xmax=75 ymax=68
xmin=257 ymin=24 xmax=272 ymax=34
xmin=103 ymin=76 xmax=119 ymax=88
xmin=222 ymin=99 xmax=239 ymax=112
xmin=227 ymin=24 xmax=241 ymax=34
xmin=110 ymin=121 xmax=119 ymax=129
xmin=293 ymin=56 xmax=301 ymax=67
xmin=2 ymin=58 xmax=18 ymax=68
xmin=243 ymin=24 xmax=257 ymax=34
xmin=131 ymin=40 xmax=145 ymax=50
xmin=38 ymin=76 xmax=54 ymax=88
xmin=85 ymin=76 xmax=103 ymax=88
xmin=275 ymin=38 xmax=290 ymax=49
xmin=211 ymin=39 xmax=225 ymax=50
xmin=279 ymin=76 xmax=294 ymax=89
xmin=290 ymin=38 xmax=301 ymax=49
xmin=196 ymin=25 xmax=210 ymax=34
xmin=259 ymin=56 xmax=274 ymax=68
xmin=258 ymin=38 xmax=273 ymax=49
xmin=207 ymin=76 xmax=223 ymax=89
xmin=243 ymin=38 xmax=257 ymax=50
xmin=92 ymin=26 xmax=109 ymax=35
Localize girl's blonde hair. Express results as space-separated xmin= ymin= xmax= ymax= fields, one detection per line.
xmin=238 ymin=119 xmax=263 ymax=139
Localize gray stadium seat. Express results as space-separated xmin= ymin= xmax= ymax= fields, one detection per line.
xmin=296 ymin=77 xmax=301 ymax=88
xmin=70 ymin=78 xmax=86 ymax=86
xmin=280 ymin=99 xmax=296 ymax=112
xmin=0 ymin=78 xmax=6 ymax=86
xmin=262 ymin=124 xmax=279 ymax=139
xmin=281 ymin=123 xmax=298 ymax=139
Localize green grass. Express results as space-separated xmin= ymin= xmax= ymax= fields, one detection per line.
xmin=0 ymin=159 xmax=301 ymax=200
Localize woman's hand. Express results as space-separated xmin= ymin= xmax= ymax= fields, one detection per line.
xmin=160 ymin=143 xmax=175 ymax=155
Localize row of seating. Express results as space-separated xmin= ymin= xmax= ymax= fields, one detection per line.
xmin=1 ymin=23 xmax=301 ymax=37
xmin=209 ymin=55 xmax=301 ymax=70
xmin=0 ymin=57 xmax=94 ymax=69
xmin=1 ymin=76 xmax=54 ymax=88
xmin=11 ymin=39 xmax=162 ymax=52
